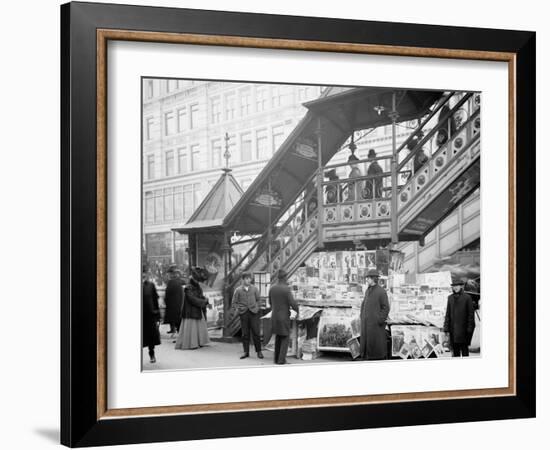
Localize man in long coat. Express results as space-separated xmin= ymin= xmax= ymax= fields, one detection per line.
xmin=163 ymin=266 xmax=184 ymax=336
xmin=142 ymin=270 xmax=161 ymax=363
xmin=269 ymin=269 xmax=299 ymax=364
xmin=444 ymin=278 xmax=475 ymax=357
xmin=360 ymin=269 xmax=390 ymax=360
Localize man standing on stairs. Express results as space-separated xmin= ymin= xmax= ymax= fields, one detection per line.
xmin=360 ymin=269 xmax=390 ymax=360
xmin=232 ymin=272 xmax=264 ymax=360
xmin=269 ymin=269 xmax=299 ymax=365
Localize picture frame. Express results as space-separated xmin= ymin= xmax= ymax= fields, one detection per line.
xmin=60 ymin=1 xmax=535 ymax=447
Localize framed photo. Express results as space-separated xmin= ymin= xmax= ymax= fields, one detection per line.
xmin=61 ymin=1 xmax=535 ymax=447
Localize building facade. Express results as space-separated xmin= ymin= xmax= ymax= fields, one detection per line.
xmin=142 ymin=79 xmax=323 ymax=265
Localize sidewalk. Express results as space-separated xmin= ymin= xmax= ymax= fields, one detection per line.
xmin=143 ymin=326 xmax=350 ymax=371
xmin=143 ymin=326 xmax=479 ymax=371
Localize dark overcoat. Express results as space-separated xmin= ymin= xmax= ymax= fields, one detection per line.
xmin=443 ymin=292 xmax=475 ymax=344
xmin=142 ymin=281 xmax=161 ymax=347
xmin=269 ymin=282 xmax=299 ymax=336
xmin=182 ymin=278 xmax=208 ymax=320
xmin=163 ymin=278 xmax=184 ymax=324
xmin=360 ymin=284 xmax=390 ymax=360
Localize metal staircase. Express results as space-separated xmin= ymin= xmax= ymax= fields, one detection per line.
xmin=224 ymin=91 xmax=480 ymax=336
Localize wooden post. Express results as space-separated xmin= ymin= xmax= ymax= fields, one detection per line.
xmin=390 ymin=92 xmax=399 ymax=245
xmin=316 ymin=117 xmax=325 ymax=249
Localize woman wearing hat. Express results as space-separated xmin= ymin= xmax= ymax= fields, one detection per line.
xmin=346 ymin=153 xmax=362 ymax=201
xmin=175 ymin=266 xmax=210 ymax=350
xmin=359 ymin=269 xmax=390 ymax=360
xmin=443 ymin=277 xmax=475 ymax=357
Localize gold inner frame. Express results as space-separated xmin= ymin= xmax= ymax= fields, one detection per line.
xmin=96 ymin=29 xmax=517 ymax=420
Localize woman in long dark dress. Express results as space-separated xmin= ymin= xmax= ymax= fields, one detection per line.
xmin=142 ymin=271 xmax=161 ymax=363
xmin=175 ymin=267 xmax=211 ymax=350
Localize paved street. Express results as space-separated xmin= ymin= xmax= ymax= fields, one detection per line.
xmin=143 ymin=325 xmax=351 ymax=371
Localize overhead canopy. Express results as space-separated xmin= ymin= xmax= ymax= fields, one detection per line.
xmin=174 ymin=168 xmax=244 ymax=233
xmin=223 ymin=87 xmax=444 ymax=235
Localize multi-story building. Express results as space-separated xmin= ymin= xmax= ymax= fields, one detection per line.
xmin=142 ymin=79 xmax=323 ymax=265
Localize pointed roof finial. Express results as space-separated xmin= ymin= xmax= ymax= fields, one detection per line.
xmin=223 ymin=132 xmax=232 ymax=172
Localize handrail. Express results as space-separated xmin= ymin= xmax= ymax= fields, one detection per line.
xmin=394 ymin=91 xmax=456 ymax=159
xmin=397 ymin=93 xmax=474 ymax=172
xmin=226 ymin=171 xmax=317 ymax=285
xmin=322 ymin=154 xmax=392 ymax=170
xmin=268 ymin=207 xmax=318 ymax=269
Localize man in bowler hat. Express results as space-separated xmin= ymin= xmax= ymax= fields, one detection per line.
xmin=360 ymin=269 xmax=390 ymax=360
xmin=269 ymin=269 xmax=299 ymax=364
xmin=232 ymin=272 xmax=263 ymax=359
xmin=444 ymin=277 xmax=475 ymax=357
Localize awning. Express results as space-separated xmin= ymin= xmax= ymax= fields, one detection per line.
xmin=173 ymin=168 xmax=244 ymax=234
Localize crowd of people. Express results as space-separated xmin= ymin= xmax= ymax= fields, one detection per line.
xmin=143 ymin=261 xmax=476 ymax=364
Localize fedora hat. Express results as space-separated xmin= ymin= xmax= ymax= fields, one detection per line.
xmin=367 ymin=149 xmax=377 ymax=159
xmin=324 ymin=168 xmax=337 ymax=180
xmin=366 ymin=268 xmax=379 ymax=278
xmin=276 ymin=269 xmax=288 ymax=280
xmin=450 ymin=276 xmax=465 ymax=286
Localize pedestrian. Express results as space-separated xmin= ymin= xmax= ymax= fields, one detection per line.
xmin=142 ymin=269 xmax=161 ymax=363
xmin=268 ymin=269 xmax=299 ymax=365
xmin=443 ymin=277 xmax=475 ymax=357
xmin=346 ymin=153 xmax=362 ymax=201
xmin=175 ymin=266 xmax=210 ymax=350
xmin=365 ymin=149 xmax=383 ymax=199
xmin=359 ymin=268 xmax=390 ymax=360
xmin=232 ymin=272 xmax=264 ymax=359
xmin=163 ymin=265 xmax=184 ymax=337
xmin=324 ymin=169 xmax=340 ymax=204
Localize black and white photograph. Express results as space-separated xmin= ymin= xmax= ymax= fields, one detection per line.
xmin=141 ymin=79 xmax=481 ymax=370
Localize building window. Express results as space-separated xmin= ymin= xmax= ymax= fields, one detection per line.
xmin=256 ymin=129 xmax=268 ymax=160
xmin=211 ymin=97 xmax=221 ymax=124
xmin=227 ymin=133 xmax=237 ymax=162
xmin=256 ymin=86 xmax=267 ymax=112
xmin=146 ymin=80 xmax=154 ymax=99
xmin=211 ymin=139 xmax=222 ymax=167
xmin=240 ymin=132 xmax=252 ymax=162
xmin=146 ymin=154 xmax=155 ymax=180
xmin=193 ymin=183 xmax=202 ymax=210
xmin=241 ymin=178 xmax=252 ymax=190
xmin=164 ymin=187 xmax=174 ymax=221
xmin=272 ymin=86 xmax=284 ymax=107
xmin=164 ymin=111 xmax=175 ymax=136
xmin=240 ymin=89 xmax=251 ymax=116
xmin=145 ymin=191 xmax=154 ymax=223
xmin=272 ymin=125 xmax=285 ymax=153
xmin=165 ymin=150 xmax=175 ymax=177
xmin=189 ymin=103 xmax=199 ymax=129
xmin=183 ymin=186 xmax=193 ymax=218
xmin=225 ymin=92 xmax=236 ymax=120
xmin=174 ymin=186 xmax=183 ymax=220
xmin=191 ymin=144 xmax=201 ymax=171
xmin=145 ymin=117 xmax=154 ymax=140
xmin=166 ymin=79 xmax=177 ymax=93
xmin=154 ymin=189 xmax=163 ymax=223
xmin=178 ymin=148 xmax=188 ymax=174
xmin=177 ymin=108 xmax=187 ymax=132
xmin=297 ymin=87 xmax=306 ymax=101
